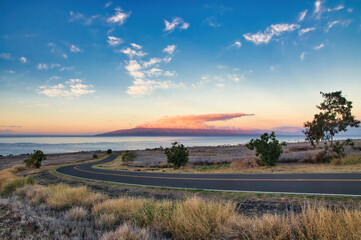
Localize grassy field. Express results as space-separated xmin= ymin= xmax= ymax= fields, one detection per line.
xmin=2 ymin=182 xmax=360 ymax=239
xmin=94 ymin=153 xmax=361 ymax=174
xmin=1 ymin=154 xmax=361 ymax=239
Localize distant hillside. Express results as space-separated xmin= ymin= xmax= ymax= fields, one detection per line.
xmin=97 ymin=127 xmax=256 ymax=136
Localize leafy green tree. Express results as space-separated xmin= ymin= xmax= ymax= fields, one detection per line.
xmin=24 ymin=150 xmax=46 ymax=168
xmin=165 ymin=142 xmax=189 ymax=168
xmin=245 ymin=132 xmax=286 ymax=166
xmin=303 ymin=91 xmax=360 ymax=159
xmin=107 ymin=149 xmax=112 ymax=154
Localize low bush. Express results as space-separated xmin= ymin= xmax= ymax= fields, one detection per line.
xmin=64 ymin=206 xmax=88 ymax=221
xmin=0 ymin=176 xmax=35 ymax=195
xmin=107 ymin=149 xmax=112 ymax=154
xmin=246 ymin=132 xmax=286 ymax=166
xmin=165 ymin=142 xmax=189 ymax=168
xmin=159 ymin=162 xmax=169 ymax=168
xmin=122 ymin=151 xmax=136 ymax=162
xmin=230 ymin=157 xmax=260 ymax=169
xmin=24 ymin=149 xmax=46 ymax=168
xmin=93 ymin=154 xmax=98 ymax=159
xmin=100 ymin=222 xmax=152 ymax=240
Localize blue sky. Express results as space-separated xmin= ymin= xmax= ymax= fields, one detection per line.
xmin=0 ymin=0 xmax=360 ymax=134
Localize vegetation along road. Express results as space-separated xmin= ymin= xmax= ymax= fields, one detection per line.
xmin=56 ymin=154 xmax=361 ymax=196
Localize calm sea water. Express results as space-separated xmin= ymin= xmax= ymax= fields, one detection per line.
xmin=0 ymin=135 xmax=360 ymax=156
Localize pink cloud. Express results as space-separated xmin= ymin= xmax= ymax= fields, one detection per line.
xmin=138 ymin=113 xmax=254 ymax=129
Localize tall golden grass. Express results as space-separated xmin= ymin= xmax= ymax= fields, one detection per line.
xmin=0 ymin=164 xmax=33 ymax=195
xmin=13 ymin=183 xmax=361 ymax=240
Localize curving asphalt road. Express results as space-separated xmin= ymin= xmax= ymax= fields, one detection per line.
xmin=56 ymin=154 xmax=361 ymax=196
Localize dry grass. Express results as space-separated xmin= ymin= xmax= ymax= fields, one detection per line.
xmin=168 ymin=197 xmax=235 ymax=239
xmin=230 ymin=157 xmax=260 ymax=169
xmin=11 ymin=183 xmax=361 ymax=239
xmin=15 ymin=183 xmax=107 ymax=209
xmin=331 ymin=154 xmax=361 ymax=165
xmin=220 ymin=204 xmax=361 ymax=240
xmin=64 ymin=206 xmax=88 ymax=221
xmin=100 ymin=222 xmax=152 ymax=240
xmin=0 ymin=164 xmax=34 ymax=195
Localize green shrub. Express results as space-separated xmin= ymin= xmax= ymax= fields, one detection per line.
xmin=245 ymin=132 xmax=286 ymax=166
xmin=107 ymin=149 xmax=112 ymax=154
xmin=1 ymin=176 xmax=35 ymax=195
xmin=122 ymin=151 xmax=136 ymax=162
xmin=24 ymin=150 xmax=46 ymax=168
xmin=93 ymin=154 xmax=98 ymax=159
xmin=165 ymin=142 xmax=189 ymax=169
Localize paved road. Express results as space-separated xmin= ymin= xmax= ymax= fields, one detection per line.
xmin=56 ymin=154 xmax=361 ymax=196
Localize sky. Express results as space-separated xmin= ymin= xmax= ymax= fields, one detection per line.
xmin=0 ymin=0 xmax=360 ymax=135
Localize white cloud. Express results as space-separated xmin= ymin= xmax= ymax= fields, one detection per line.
xmin=4 ymin=70 xmax=15 ymax=74
xmin=227 ymin=73 xmax=244 ymax=83
xmin=50 ymin=63 xmax=60 ymax=68
xmin=120 ymin=47 xmax=147 ymax=58
xmin=60 ymin=66 xmax=74 ymax=71
xmin=38 ymin=79 xmax=95 ymax=98
xmin=163 ymin=57 xmax=172 ymax=63
xmin=164 ymin=17 xmax=189 ymax=32
xmin=298 ymin=27 xmax=316 ymax=35
xmin=37 ymin=63 xmax=49 ymax=70
xmin=300 ymin=52 xmax=306 ymax=60
xmin=163 ymin=45 xmax=176 ymax=54
xmin=298 ymin=10 xmax=308 ymax=22
xmin=244 ymin=23 xmax=300 ymax=45
xmin=105 ymin=1 xmax=112 ymax=8
xmin=49 ymin=76 xmax=61 ymax=81
xmin=48 ymin=42 xmax=56 ymax=47
xmin=126 ymin=79 xmax=172 ymax=96
xmin=314 ymin=0 xmax=322 ymax=13
xmin=20 ymin=57 xmax=27 ymax=63
xmin=125 ymin=60 xmax=144 ymax=79
xmin=314 ymin=43 xmax=324 ymax=50
xmin=107 ymin=36 xmax=123 ymax=46
xmin=70 ymin=45 xmax=82 ymax=53
xmin=69 ymin=11 xmax=99 ymax=25
xmin=0 ymin=53 xmax=11 ymax=60
xmin=232 ymin=41 xmax=242 ymax=48
xmin=164 ymin=71 xmax=176 ymax=77
xmin=325 ymin=20 xmax=351 ymax=32
xmin=62 ymin=54 xmax=68 ymax=59
xmin=347 ymin=8 xmax=353 ymax=13
xmin=130 ymin=43 xmax=142 ymax=49
xmin=107 ymin=7 xmax=131 ymax=25
xmin=270 ymin=66 xmax=275 ymax=71
xmin=215 ymin=83 xmax=225 ymax=88
xmin=146 ymin=68 xmax=163 ymax=77
xmin=327 ymin=4 xmax=344 ymax=12
xmin=143 ymin=58 xmax=162 ymax=68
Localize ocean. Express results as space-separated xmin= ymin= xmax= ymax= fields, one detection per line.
xmin=0 ymin=135 xmax=360 ymax=156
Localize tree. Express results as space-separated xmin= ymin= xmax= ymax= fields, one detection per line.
xmin=245 ymin=132 xmax=286 ymax=166
xmin=107 ymin=149 xmax=112 ymax=154
xmin=24 ymin=150 xmax=46 ymax=168
xmin=303 ymin=91 xmax=360 ymax=159
xmin=165 ymin=142 xmax=189 ymax=168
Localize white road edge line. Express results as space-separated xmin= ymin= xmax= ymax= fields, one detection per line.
xmin=55 ymin=169 xmax=361 ymax=197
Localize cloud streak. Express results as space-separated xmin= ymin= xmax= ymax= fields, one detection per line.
xmin=138 ymin=113 xmax=254 ymax=129
xmin=244 ymin=23 xmax=300 ymax=45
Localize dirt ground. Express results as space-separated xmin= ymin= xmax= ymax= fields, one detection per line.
xmin=106 ymin=140 xmax=361 ymax=167
xmin=0 ymin=151 xmax=106 ymax=170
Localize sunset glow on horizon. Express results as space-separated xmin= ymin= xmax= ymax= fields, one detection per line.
xmin=1 ymin=0 xmax=361 ymax=135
